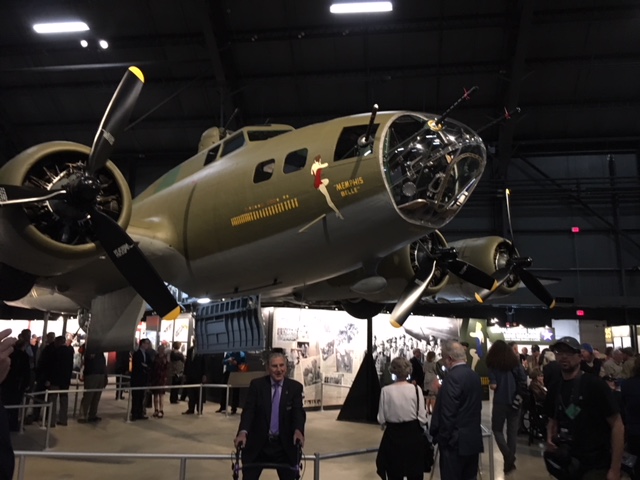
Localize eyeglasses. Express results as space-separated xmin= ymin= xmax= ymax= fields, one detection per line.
xmin=553 ymin=350 xmax=578 ymax=357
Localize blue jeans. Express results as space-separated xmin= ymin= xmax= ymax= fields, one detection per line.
xmin=492 ymin=402 xmax=520 ymax=469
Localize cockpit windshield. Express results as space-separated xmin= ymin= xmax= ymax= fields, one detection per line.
xmin=382 ymin=114 xmax=486 ymax=229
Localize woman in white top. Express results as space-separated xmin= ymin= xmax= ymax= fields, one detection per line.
xmin=376 ymin=357 xmax=428 ymax=480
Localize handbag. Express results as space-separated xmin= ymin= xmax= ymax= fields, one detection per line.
xmin=415 ymin=385 xmax=434 ymax=472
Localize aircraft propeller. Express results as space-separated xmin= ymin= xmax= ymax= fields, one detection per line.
xmin=0 ymin=67 xmax=180 ymax=320
xmin=474 ymin=189 xmax=556 ymax=308
xmin=390 ymin=247 xmax=497 ymax=328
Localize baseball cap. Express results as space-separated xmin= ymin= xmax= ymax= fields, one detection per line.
xmin=552 ymin=336 xmax=581 ymax=353
xmin=580 ymin=343 xmax=594 ymax=354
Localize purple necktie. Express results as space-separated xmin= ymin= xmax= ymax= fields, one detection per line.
xmin=270 ymin=382 xmax=281 ymax=435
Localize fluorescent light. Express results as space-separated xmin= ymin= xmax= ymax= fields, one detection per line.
xmin=197 ymin=297 xmax=211 ymax=304
xmin=330 ymin=1 xmax=392 ymax=14
xmin=33 ymin=21 xmax=89 ymax=34
xmin=80 ymin=39 xmax=88 ymax=48
xmin=99 ymin=39 xmax=109 ymax=49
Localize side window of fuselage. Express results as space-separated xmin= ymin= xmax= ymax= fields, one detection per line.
xmin=253 ymin=159 xmax=276 ymax=183
xmin=283 ymin=148 xmax=308 ymax=173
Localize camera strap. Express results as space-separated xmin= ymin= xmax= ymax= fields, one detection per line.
xmin=555 ymin=371 xmax=583 ymax=425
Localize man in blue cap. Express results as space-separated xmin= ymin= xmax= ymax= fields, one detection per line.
xmin=544 ymin=336 xmax=624 ymax=480
xmin=580 ymin=342 xmax=603 ymax=377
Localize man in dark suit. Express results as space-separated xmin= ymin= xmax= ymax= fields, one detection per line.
xmin=182 ymin=338 xmax=207 ymax=414
xmin=430 ymin=341 xmax=483 ymax=480
xmin=130 ymin=338 xmax=151 ymax=421
xmin=409 ymin=348 xmax=424 ymax=391
xmin=234 ymin=352 xmax=305 ymax=480
xmin=48 ymin=336 xmax=74 ymax=426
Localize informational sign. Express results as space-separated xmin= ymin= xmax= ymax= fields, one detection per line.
xmin=501 ymin=327 xmax=555 ymax=343
xmin=272 ymin=308 xmax=365 ymax=407
xmin=271 ymin=308 xmax=461 ymax=407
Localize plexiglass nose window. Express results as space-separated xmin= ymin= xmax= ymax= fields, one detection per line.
xmin=382 ymin=114 xmax=486 ymax=229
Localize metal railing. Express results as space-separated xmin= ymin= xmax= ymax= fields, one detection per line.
xmin=14 ymin=434 xmax=495 ymax=480
xmin=28 ymin=381 xmax=232 ymax=423
xmin=12 ymin=426 xmax=495 ymax=480
xmin=12 ymin=449 xmax=361 ymax=480
xmin=15 ymin=383 xmax=495 ymax=480
xmin=5 ymin=400 xmax=54 ymax=449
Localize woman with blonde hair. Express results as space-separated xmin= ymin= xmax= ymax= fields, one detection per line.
xmin=376 ymin=357 xmax=428 ymax=480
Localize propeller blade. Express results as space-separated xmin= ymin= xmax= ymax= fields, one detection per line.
xmin=474 ymin=266 xmax=512 ymax=303
xmin=88 ymin=207 xmax=180 ymax=320
xmin=390 ymin=260 xmax=437 ymax=328
xmin=518 ymin=268 xmax=556 ymax=308
xmin=447 ymin=258 xmax=497 ymax=291
xmin=87 ymin=66 xmax=145 ymax=175
xmin=0 ymin=185 xmax=67 ymax=206
xmin=505 ymin=188 xmax=515 ymax=243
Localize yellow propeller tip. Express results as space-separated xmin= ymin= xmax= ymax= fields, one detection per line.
xmin=474 ymin=293 xmax=484 ymax=304
xmin=128 ymin=66 xmax=145 ymax=83
xmin=491 ymin=280 xmax=499 ymax=292
xmin=163 ymin=306 xmax=181 ymax=320
xmin=549 ymin=300 xmax=556 ymax=309
xmin=506 ymin=188 xmax=510 ymax=195
xmin=390 ymin=319 xmax=402 ymax=328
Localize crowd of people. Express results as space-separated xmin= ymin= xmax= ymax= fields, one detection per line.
xmin=1 ymin=325 xmax=640 ymax=480
xmin=375 ymin=338 xmax=640 ymax=480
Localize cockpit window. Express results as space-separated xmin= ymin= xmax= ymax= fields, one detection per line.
xmin=220 ymin=133 xmax=245 ymax=158
xmin=382 ymin=114 xmax=486 ymax=229
xmin=203 ymin=144 xmax=221 ymax=166
xmin=333 ymin=124 xmax=379 ymax=161
xmin=247 ymin=130 xmax=291 ymax=141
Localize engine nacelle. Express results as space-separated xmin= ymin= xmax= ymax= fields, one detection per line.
xmin=434 ymin=236 xmax=519 ymax=302
xmin=301 ymin=231 xmax=450 ymax=303
xmin=0 ymin=141 xmax=132 ymax=276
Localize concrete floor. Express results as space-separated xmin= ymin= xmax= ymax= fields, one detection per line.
xmin=11 ymin=388 xmax=552 ymax=480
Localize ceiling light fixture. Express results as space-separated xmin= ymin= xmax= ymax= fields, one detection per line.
xmin=33 ymin=21 xmax=89 ymax=34
xmin=330 ymin=1 xmax=392 ymax=14
xmin=196 ymin=297 xmax=211 ymax=304
xmin=80 ymin=39 xmax=88 ymax=48
xmin=99 ymin=39 xmax=109 ymax=49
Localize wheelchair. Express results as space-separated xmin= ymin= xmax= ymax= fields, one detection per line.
xmin=232 ymin=442 xmax=303 ymax=479
xmin=522 ymin=390 xmax=547 ymax=446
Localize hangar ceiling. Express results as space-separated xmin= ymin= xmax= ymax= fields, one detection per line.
xmin=0 ymin=0 xmax=639 ymax=321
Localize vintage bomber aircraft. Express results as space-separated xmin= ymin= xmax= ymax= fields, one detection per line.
xmin=0 ymin=67 xmax=551 ymax=351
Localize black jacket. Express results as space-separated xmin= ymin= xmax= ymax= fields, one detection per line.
xmin=1 ymin=348 xmax=30 ymax=396
xmin=130 ymin=349 xmax=151 ymax=387
xmin=410 ymin=357 xmax=425 ymax=389
xmin=183 ymin=347 xmax=206 ymax=381
xmin=0 ymin=402 xmax=14 ymax=480
xmin=50 ymin=345 xmax=74 ymax=388
xmin=430 ymin=363 xmax=483 ymax=456
xmin=238 ymin=376 xmax=306 ymax=464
